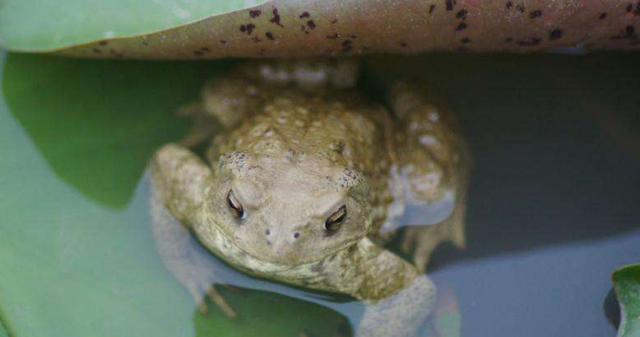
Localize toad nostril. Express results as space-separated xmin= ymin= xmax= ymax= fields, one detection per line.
xmin=293 ymin=232 xmax=300 ymax=239
xmin=265 ymin=229 xmax=271 ymax=236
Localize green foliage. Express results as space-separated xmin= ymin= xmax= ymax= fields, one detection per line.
xmin=0 ymin=0 xmax=265 ymax=51
xmin=614 ymin=264 xmax=640 ymax=337
xmin=1 ymin=53 xmax=216 ymax=207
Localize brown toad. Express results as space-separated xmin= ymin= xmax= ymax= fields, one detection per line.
xmin=150 ymin=59 xmax=468 ymax=336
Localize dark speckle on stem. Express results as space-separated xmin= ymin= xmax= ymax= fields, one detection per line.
xmin=456 ymin=9 xmax=468 ymax=19
xmin=307 ymin=20 xmax=316 ymax=29
xmin=270 ymin=8 xmax=284 ymax=27
xmin=446 ymin=0 xmax=455 ymax=11
xmin=299 ymin=11 xmax=310 ymax=18
xmin=516 ymin=4 xmax=525 ymax=13
xmin=517 ymin=37 xmax=541 ymax=46
xmin=429 ymin=4 xmax=436 ymax=13
xmin=529 ymin=10 xmax=542 ymax=19
xmin=506 ymin=1 xmax=513 ymax=9
xmin=240 ymin=23 xmax=256 ymax=35
xmin=399 ymin=42 xmax=408 ymax=47
xmin=266 ymin=32 xmax=275 ymax=40
xmin=249 ymin=10 xmax=261 ymax=18
xmin=627 ymin=25 xmax=636 ymax=36
xmin=99 ymin=41 xmax=108 ymax=46
xmin=455 ymin=22 xmax=468 ymax=31
xmin=611 ymin=25 xmax=637 ymax=40
xmin=461 ymin=37 xmax=471 ymax=43
xmin=341 ymin=39 xmax=353 ymax=53
xmin=549 ymin=29 xmax=563 ymax=40
xmin=599 ymin=12 xmax=607 ymax=19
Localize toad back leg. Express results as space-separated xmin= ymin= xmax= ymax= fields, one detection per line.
xmin=386 ymin=82 xmax=470 ymax=272
xmin=196 ymin=58 xmax=360 ymax=131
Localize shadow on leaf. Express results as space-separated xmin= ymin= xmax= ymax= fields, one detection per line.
xmin=2 ymin=53 xmax=230 ymax=208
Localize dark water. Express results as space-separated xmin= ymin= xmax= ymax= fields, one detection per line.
xmin=0 ymin=51 xmax=638 ymax=337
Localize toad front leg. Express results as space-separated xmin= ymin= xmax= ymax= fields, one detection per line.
xmin=334 ymin=239 xmax=437 ymax=337
xmin=386 ymin=82 xmax=470 ymax=272
xmin=150 ymin=144 xmax=236 ymax=317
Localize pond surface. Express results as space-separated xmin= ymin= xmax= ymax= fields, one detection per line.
xmin=0 ymin=51 xmax=639 ymax=337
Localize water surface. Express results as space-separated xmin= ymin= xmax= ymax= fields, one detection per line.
xmin=1 ymin=51 xmax=639 ymax=337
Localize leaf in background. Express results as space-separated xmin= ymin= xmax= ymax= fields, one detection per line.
xmin=1 ymin=54 xmax=229 ymax=208
xmin=0 ymin=0 xmax=267 ymax=52
xmin=613 ymin=264 xmax=640 ymax=337
xmin=2 ymin=0 xmax=639 ymax=57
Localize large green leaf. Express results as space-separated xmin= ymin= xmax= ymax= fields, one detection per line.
xmin=1 ymin=0 xmax=639 ymax=57
xmin=614 ymin=264 xmax=640 ymax=337
xmin=1 ymin=54 xmax=206 ymax=207
xmin=0 ymin=0 xmax=267 ymax=52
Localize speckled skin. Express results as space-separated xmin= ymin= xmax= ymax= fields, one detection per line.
xmin=150 ymin=59 xmax=467 ymax=336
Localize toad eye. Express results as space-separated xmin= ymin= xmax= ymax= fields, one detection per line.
xmin=325 ymin=205 xmax=346 ymax=231
xmin=226 ymin=190 xmax=244 ymax=219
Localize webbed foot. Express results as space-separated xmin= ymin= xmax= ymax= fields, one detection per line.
xmin=197 ymin=285 xmax=237 ymax=318
xmin=401 ymin=225 xmax=443 ymax=274
xmin=400 ymin=201 xmax=466 ymax=273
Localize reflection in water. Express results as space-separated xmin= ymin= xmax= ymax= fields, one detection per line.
xmin=603 ymin=288 xmax=621 ymax=330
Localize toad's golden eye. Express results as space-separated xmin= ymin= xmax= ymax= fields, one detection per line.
xmin=325 ymin=205 xmax=346 ymax=231
xmin=226 ymin=190 xmax=244 ymax=219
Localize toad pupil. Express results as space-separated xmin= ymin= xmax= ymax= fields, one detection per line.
xmin=226 ymin=190 xmax=244 ymax=218
xmin=325 ymin=205 xmax=347 ymax=231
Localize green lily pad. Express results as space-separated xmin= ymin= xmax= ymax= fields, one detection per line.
xmin=194 ymin=288 xmax=350 ymax=337
xmin=0 ymin=0 xmax=267 ymax=52
xmin=0 ymin=321 xmax=8 ymax=337
xmin=2 ymin=0 xmax=640 ymax=57
xmin=613 ymin=264 xmax=640 ymax=337
xmin=1 ymin=53 xmax=229 ymax=207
